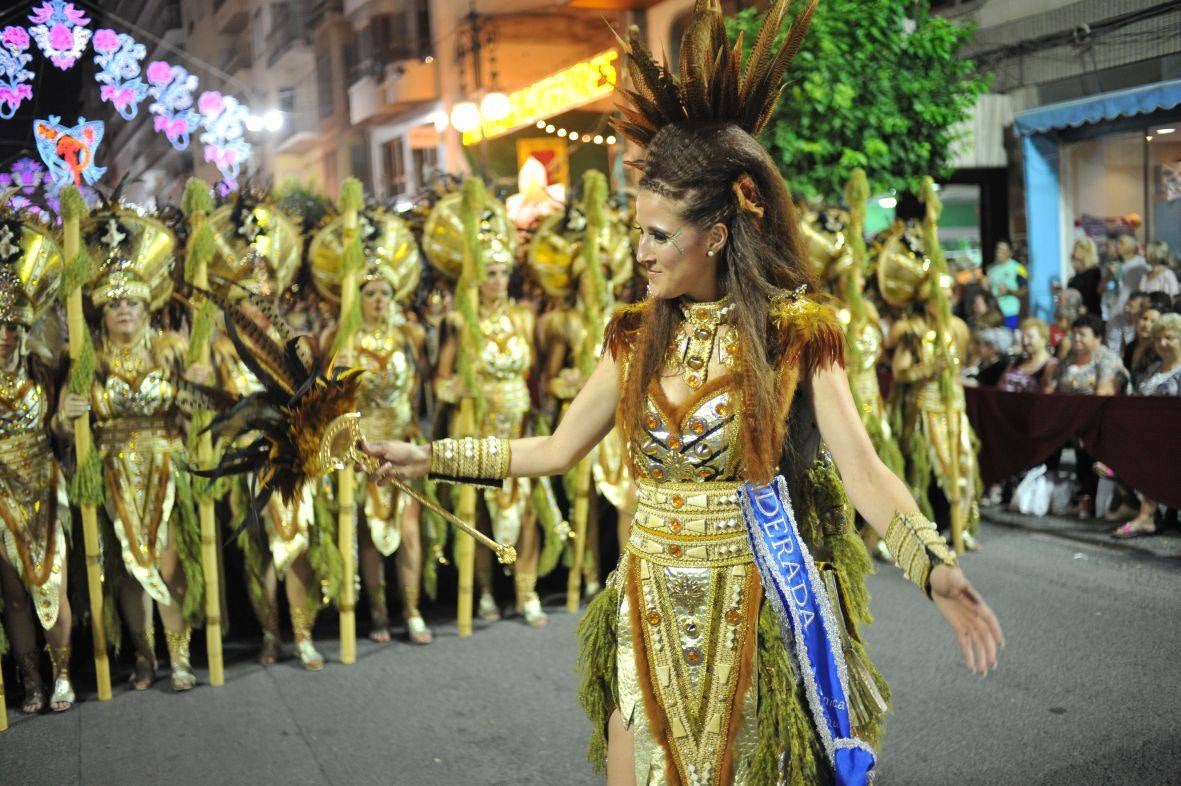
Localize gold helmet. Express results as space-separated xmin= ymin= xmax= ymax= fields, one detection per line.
xmin=799 ymin=206 xmax=855 ymax=284
xmin=208 ymin=199 xmax=301 ymax=297
xmin=84 ymin=210 xmax=177 ymax=310
xmin=876 ymin=221 xmax=933 ymax=308
xmin=310 ymin=209 xmax=421 ymax=305
xmin=527 ymin=207 xmax=633 ymax=299
xmin=421 ymin=191 xmax=516 ymax=281
xmin=0 ymin=217 xmax=63 ymax=326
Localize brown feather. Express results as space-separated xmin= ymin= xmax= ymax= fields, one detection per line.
xmin=758 ymin=0 xmax=818 ymax=104
xmin=739 ymin=0 xmax=788 ymax=106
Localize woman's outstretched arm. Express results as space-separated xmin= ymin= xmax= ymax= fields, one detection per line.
xmin=811 ymin=361 xmax=1004 ymax=675
xmin=365 ymin=350 xmax=620 ymax=480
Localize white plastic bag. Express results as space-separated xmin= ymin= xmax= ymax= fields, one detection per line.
xmin=1013 ymin=465 xmax=1052 ymax=517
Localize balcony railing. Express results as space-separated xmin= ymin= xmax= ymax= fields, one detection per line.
xmin=268 ymin=5 xmax=312 ymax=67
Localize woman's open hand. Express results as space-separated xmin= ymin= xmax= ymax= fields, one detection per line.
xmin=930 ymin=564 xmax=1004 ymax=676
xmin=364 ymin=440 xmax=431 ymax=483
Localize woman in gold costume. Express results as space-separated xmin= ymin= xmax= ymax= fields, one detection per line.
xmin=207 ymin=198 xmax=335 ymax=670
xmin=0 ymin=221 xmax=74 ymax=712
xmin=879 ymin=222 xmax=981 ymax=551
xmin=59 ymin=211 xmax=206 ymax=691
xmin=312 ymin=209 xmax=433 ymax=644
xmin=423 ymin=192 xmax=556 ymax=627
xmin=368 ymin=3 xmax=1003 ymax=784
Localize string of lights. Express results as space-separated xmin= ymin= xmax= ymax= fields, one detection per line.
xmin=531 ymin=119 xmax=616 ymax=145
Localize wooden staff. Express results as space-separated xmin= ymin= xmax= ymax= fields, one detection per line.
xmin=454 ymin=178 xmax=487 ymax=638
xmin=61 ymin=187 xmax=111 ymax=700
xmin=183 ymin=179 xmax=224 ymax=685
xmin=920 ymin=176 xmax=966 ymax=555
xmin=337 ymin=178 xmax=362 ymax=664
xmin=565 ymin=171 xmax=608 ymax=613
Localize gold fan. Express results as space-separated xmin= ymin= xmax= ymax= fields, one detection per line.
xmin=0 ymin=217 xmax=64 ymax=323
xmin=309 ymin=210 xmax=421 ymax=304
xmin=800 ymin=207 xmax=855 ymax=284
xmin=876 ymin=222 xmax=934 ymax=308
xmin=83 ymin=210 xmax=177 ymax=311
xmin=208 ymin=201 xmax=302 ymax=295
xmin=528 ymin=209 xmax=633 ymax=299
xmin=422 ymin=191 xmax=517 ymax=281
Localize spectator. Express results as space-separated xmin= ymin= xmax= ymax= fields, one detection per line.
xmin=964 ymin=327 xmax=1011 ymax=387
xmin=1102 ymin=234 xmax=1149 ymax=350
xmin=986 ymin=240 xmax=1028 ymax=329
xmin=1051 ymin=288 xmax=1083 ymax=359
xmin=1056 ymin=314 xmax=1129 ymax=517
xmin=1141 ymin=240 xmax=1179 ymax=297
xmin=1066 ymin=238 xmax=1103 ymax=316
xmin=1123 ymin=301 xmax=1163 ymax=388
xmin=1111 ymin=313 xmax=1181 ymax=538
xmin=969 ymin=290 xmax=1005 ymax=329
xmin=1000 ymin=317 xmax=1059 ymax=393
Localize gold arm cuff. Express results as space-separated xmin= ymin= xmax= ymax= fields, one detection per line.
xmin=885 ymin=510 xmax=958 ymax=597
xmin=429 ymin=436 xmax=510 ymax=486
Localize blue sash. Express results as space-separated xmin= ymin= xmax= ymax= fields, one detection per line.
xmin=739 ymin=476 xmax=876 ymax=785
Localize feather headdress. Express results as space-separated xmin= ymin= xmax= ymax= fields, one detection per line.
xmin=613 ymin=0 xmax=818 ymax=148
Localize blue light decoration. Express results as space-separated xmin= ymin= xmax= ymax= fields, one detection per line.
xmin=197 ymin=91 xmax=251 ymax=196
xmin=33 ymin=115 xmax=106 ymax=190
xmin=27 ymin=0 xmax=91 ymax=71
xmin=146 ymin=60 xmax=201 ymax=150
xmin=0 ymin=26 xmax=35 ymax=120
xmin=93 ymin=28 xmax=149 ymax=121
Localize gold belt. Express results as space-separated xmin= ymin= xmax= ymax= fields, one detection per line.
xmin=918 ymin=380 xmax=965 ymax=413
xmin=0 ymin=431 xmax=52 ymax=467
xmin=95 ymin=419 xmax=182 ymax=454
xmin=627 ymin=479 xmax=752 ymax=568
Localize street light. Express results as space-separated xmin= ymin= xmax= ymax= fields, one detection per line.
xmin=480 ymin=91 xmax=511 ymax=123
xmin=263 ymin=109 xmax=284 ymax=132
xmin=450 ymin=101 xmax=482 ymax=133
xmin=245 ymin=113 xmax=265 ymax=132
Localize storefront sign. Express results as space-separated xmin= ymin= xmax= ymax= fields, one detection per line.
xmin=516 ymin=137 xmax=569 ymax=187
xmin=463 ymin=49 xmax=618 ymax=145
xmin=407 ymin=124 xmax=440 ymax=150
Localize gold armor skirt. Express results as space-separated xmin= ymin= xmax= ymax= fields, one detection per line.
xmin=618 ymin=479 xmax=762 ymax=786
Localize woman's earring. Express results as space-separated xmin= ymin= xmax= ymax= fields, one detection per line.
xmin=707 ymin=250 xmax=716 ymax=257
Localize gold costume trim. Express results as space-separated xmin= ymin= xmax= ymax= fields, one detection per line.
xmin=885 ymin=510 xmax=958 ymax=596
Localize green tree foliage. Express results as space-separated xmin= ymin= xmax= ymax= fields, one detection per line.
xmin=729 ymin=0 xmax=991 ymax=201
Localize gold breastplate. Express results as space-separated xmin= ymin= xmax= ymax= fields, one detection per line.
xmin=0 ymin=367 xmax=48 ymax=443
xmin=92 ymin=352 xmax=181 ymax=453
xmin=355 ymin=324 xmax=417 ymax=439
xmin=632 ymin=380 xmax=740 ymax=483
xmin=478 ymin=307 xmax=531 ymax=382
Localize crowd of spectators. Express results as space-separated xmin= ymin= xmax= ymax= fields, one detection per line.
xmin=951 ymin=234 xmax=1181 ymax=538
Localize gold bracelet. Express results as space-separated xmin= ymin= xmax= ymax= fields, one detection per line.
xmin=429 ymin=436 xmax=510 ymax=484
xmin=885 ymin=511 xmax=958 ymax=598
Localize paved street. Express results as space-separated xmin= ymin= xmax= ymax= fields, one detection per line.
xmin=2 ymin=514 xmax=1178 ymax=786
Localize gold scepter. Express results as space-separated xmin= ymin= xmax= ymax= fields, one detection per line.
xmin=318 ymin=413 xmax=517 ymax=566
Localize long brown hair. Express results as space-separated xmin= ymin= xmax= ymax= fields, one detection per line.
xmin=619 ymin=121 xmax=819 ymax=480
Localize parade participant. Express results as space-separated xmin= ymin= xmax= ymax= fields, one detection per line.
xmin=208 ymin=197 xmax=336 ymax=670
xmin=58 ymin=211 xmax=206 ymax=692
xmin=366 ymin=2 xmax=1003 ymax=783
xmin=0 ymin=220 xmax=73 ymax=712
xmin=422 ymin=189 xmax=561 ymax=627
xmin=312 ymin=208 xmax=434 ymax=644
xmin=531 ymin=171 xmax=635 ymax=597
xmin=985 ymin=240 xmax=1027 ymax=329
xmin=880 ymin=220 xmax=983 ymax=551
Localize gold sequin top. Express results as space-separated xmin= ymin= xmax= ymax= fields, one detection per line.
xmin=353 ymin=318 xmax=421 ymax=441
xmin=91 ymin=337 xmax=184 ymax=454
xmin=0 ymin=363 xmax=52 ymax=468
xmin=473 ymin=301 xmax=534 ymax=430
xmin=633 ymin=378 xmax=740 ymax=483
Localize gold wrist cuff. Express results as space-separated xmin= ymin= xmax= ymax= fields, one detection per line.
xmin=885 ymin=511 xmax=958 ymax=597
xmin=429 ymin=436 xmax=510 ymax=486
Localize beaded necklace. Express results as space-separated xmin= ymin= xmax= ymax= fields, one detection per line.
xmin=667 ymin=296 xmax=735 ymax=390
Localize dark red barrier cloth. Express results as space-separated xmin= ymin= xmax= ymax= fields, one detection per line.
xmin=963 ymin=387 xmax=1181 ymax=509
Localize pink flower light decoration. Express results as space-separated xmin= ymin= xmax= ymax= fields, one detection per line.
xmin=28 ymin=1 xmax=92 ymax=71
xmin=92 ymin=28 xmax=119 ymax=54
xmin=2 ymin=26 xmax=30 ymax=51
xmin=146 ymin=60 xmax=172 ymax=85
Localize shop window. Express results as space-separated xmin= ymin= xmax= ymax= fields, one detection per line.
xmin=412 ymin=145 xmax=439 ymax=190
xmin=278 ymin=87 xmax=295 ymax=114
xmin=1062 ymin=130 xmax=1146 ymax=250
xmin=351 ymin=143 xmax=374 ymax=193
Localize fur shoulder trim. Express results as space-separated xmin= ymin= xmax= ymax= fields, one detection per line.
xmin=603 ymin=301 xmax=647 ymax=361
xmin=770 ymin=291 xmax=846 ymax=379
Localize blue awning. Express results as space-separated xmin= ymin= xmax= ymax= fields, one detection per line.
xmin=1015 ymin=78 xmax=1181 ymax=136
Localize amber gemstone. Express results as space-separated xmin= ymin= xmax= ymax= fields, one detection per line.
xmin=671 ymin=494 xmax=684 ymax=508
xmin=716 ymin=403 xmax=729 ymax=415
xmin=647 ymin=611 xmax=662 ymax=625
xmin=646 ymin=414 xmax=659 ymax=429
xmin=670 ymin=520 xmax=683 ymax=533
xmin=653 ymin=468 xmax=666 ymax=480
xmin=668 ymin=436 xmax=682 ymax=450
xmin=691 ymin=419 xmax=705 ymax=434
xmin=725 ymin=609 xmax=742 ymax=625
xmin=668 ymin=544 xmax=683 ymax=557
xmin=684 ymin=647 xmax=702 ymax=665
xmin=694 ymin=327 xmax=711 ymax=340
xmin=686 ymin=355 xmax=705 ymax=370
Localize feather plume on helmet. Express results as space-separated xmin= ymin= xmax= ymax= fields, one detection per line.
xmin=612 ymin=0 xmax=818 ymax=149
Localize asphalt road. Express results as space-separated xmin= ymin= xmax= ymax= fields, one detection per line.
xmin=2 ymin=515 xmax=1179 ymax=786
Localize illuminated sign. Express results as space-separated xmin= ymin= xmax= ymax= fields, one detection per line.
xmin=462 ymin=49 xmax=618 ymax=145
